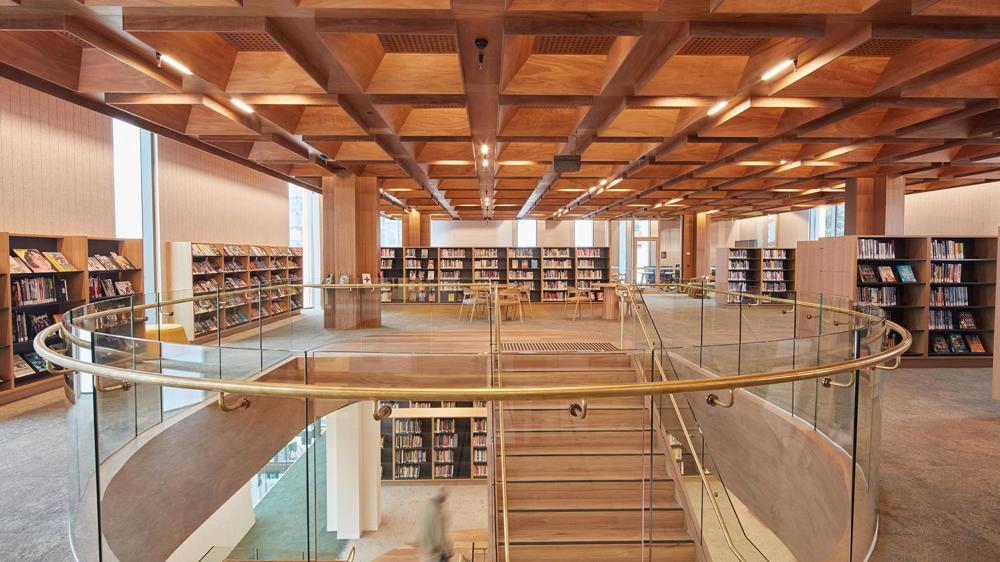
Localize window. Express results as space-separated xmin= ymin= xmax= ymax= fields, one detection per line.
xmin=516 ymin=219 xmax=537 ymax=247
xmin=634 ymin=219 xmax=657 ymax=238
xmin=380 ymin=215 xmax=402 ymax=247
xmin=574 ymin=219 xmax=593 ymax=247
xmin=808 ymin=203 xmax=845 ymax=240
xmin=289 ymin=185 xmax=321 ymax=306
xmin=766 ymin=215 xmax=777 ymax=246
xmin=112 ymin=119 xmax=143 ymax=239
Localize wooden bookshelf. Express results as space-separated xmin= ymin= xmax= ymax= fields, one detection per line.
xmin=166 ymin=242 xmax=302 ymax=343
xmin=718 ymin=247 xmax=761 ymax=304
xmin=796 ymin=235 xmax=996 ymax=366
xmin=2 ymin=233 xmax=142 ymax=406
xmin=541 ymin=247 xmax=575 ymax=302
xmin=508 ymin=247 xmax=541 ymax=302
xmin=761 ymin=248 xmax=795 ymax=301
xmin=576 ymin=247 xmax=609 ymax=302
xmin=379 ymin=401 xmax=488 ymax=483
xmin=377 ymin=246 xmax=610 ymax=304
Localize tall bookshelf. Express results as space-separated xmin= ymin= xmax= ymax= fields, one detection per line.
xmin=718 ymin=247 xmax=761 ymax=304
xmin=404 ymin=247 xmax=438 ymax=303
xmin=541 ymin=247 xmax=574 ymax=302
xmin=761 ymin=248 xmax=795 ymax=301
xmin=380 ymin=247 xmax=404 ymax=303
xmin=439 ymin=247 xmax=473 ymax=304
xmin=2 ymin=233 xmax=143 ymax=406
xmin=576 ymin=247 xmax=609 ymax=301
xmin=379 ymin=401 xmax=488 ymax=482
xmin=508 ymin=247 xmax=541 ymax=301
xmin=796 ymin=235 xmax=996 ymax=366
xmin=166 ymin=242 xmax=302 ymax=343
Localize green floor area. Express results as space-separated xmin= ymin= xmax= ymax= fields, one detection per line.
xmin=229 ymin=431 xmax=347 ymax=560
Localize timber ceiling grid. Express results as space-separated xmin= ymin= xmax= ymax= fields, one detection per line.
xmin=2 ymin=0 xmax=1000 ymax=220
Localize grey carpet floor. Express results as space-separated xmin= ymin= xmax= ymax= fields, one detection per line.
xmin=1 ymin=369 xmax=997 ymax=561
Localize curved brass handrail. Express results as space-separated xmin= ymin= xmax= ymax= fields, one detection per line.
xmin=38 ymin=283 xmax=910 ymax=402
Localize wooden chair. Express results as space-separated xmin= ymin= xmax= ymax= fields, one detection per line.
xmin=458 ymin=287 xmax=479 ymax=321
xmin=564 ymin=286 xmax=595 ymax=320
xmin=497 ymin=287 xmax=523 ymax=323
xmin=512 ymin=284 xmax=533 ymax=317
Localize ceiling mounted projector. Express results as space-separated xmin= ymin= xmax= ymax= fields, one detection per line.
xmin=553 ymin=155 xmax=581 ymax=172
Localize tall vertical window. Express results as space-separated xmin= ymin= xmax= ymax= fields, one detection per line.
xmin=574 ymin=219 xmax=594 ymax=247
xmin=289 ymin=185 xmax=321 ymax=306
xmin=113 ymin=119 xmax=143 ymax=239
xmin=766 ymin=215 xmax=777 ymax=246
xmin=808 ymin=203 xmax=845 ymax=240
xmin=380 ymin=215 xmax=402 ymax=247
xmin=516 ymin=219 xmax=537 ymax=247
xmin=634 ymin=219 xmax=657 ymax=237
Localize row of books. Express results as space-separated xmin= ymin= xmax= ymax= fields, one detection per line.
xmin=224 ymin=308 xmax=250 ymax=328
xmin=405 ymin=248 xmax=433 ymax=258
xmin=395 ymin=419 xmax=423 ymax=434
xmin=856 ymin=287 xmax=898 ymax=306
xmin=931 ymin=333 xmax=987 ymax=355
xmin=194 ymin=317 xmax=219 ymax=336
xmin=193 ymin=260 xmax=222 ymax=275
xmin=509 ymin=270 xmax=535 ymax=280
xmin=440 ymin=259 xmax=466 ymax=269
xmin=193 ymin=244 xmax=302 ymax=257
xmin=729 ymin=271 xmax=750 ymax=281
xmin=11 ymin=351 xmax=50 ymax=379
xmin=728 ymin=260 xmax=751 ymax=270
xmin=397 ymin=450 xmax=427 ymax=464
xmin=578 ymin=271 xmax=604 ymax=280
xmin=9 ymin=250 xmax=77 ymax=274
xmin=930 ymin=286 xmax=969 ymax=307
xmin=440 ymin=249 xmax=467 ymax=259
xmin=396 ymin=435 xmax=423 ymax=448
xmin=473 ymin=449 xmax=488 ymax=463
xmin=88 ymin=253 xmax=136 ymax=272
xmin=763 ymin=271 xmax=786 ymax=281
xmin=474 ymin=259 xmax=499 ymax=269
xmin=762 ymin=260 xmax=788 ymax=270
xmin=12 ymin=277 xmax=68 ymax=306
xmin=473 ymin=435 xmax=487 ymax=447
xmin=728 ymin=249 xmax=751 ymax=259
xmin=762 ymin=249 xmax=788 ymax=259
xmin=510 ymin=259 xmax=539 ymax=269
xmin=577 ymin=248 xmax=606 ymax=258
xmin=543 ymin=271 xmax=569 ymax=279
xmin=407 ymin=271 xmax=435 ymax=281
xmin=931 ymin=263 xmax=963 ymax=284
xmin=396 ymin=466 xmax=421 ymax=479
xmin=473 ymin=248 xmax=500 ymax=258
xmin=380 ymin=259 xmax=397 ymax=270
xmin=433 ymin=465 xmax=456 ymax=478
xmin=859 ymin=264 xmax=917 ymax=284
xmin=543 ymin=259 xmax=572 ymax=268
xmin=542 ymin=281 xmax=568 ymax=290
xmin=578 ymin=259 xmax=604 ymax=269
xmin=474 ymin=271 xmax=500 ymax=280
xmin=434 ymin=434 xmax=458 ymax=448
xmin=931 ymin=240 xmax=968 ymax=260
xmin=542 ymin=249 xmax=571 ymax=258
xmin=13 ymin=311 xmax=53 ymax=343
xmin=88 ymin=278 xmax=135 ymax=300
xmin=929 ymin=310 xmax=978 ymax=330
xmin=762 ymin=282 xmax=789 ymax=292
xmin=858 ymin=239 xmax=896 ymax=259
xmin=404 ymin=259 xmax=434 ymax=269
xmin=434 ymin=450 xmax=454 ymax=463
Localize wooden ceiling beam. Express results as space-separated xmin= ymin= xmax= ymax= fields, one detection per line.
xmin=314 ymin=12 xmax=455 ymax=34
xmin=63 ymin=16 xmax=184 ymax=92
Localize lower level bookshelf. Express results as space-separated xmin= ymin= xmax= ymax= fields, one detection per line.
xmin=379 ymin=402 xmax=488 ymax=483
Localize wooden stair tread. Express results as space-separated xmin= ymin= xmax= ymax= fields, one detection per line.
xmin=499 ymin=480 xmax=678 ymax=510
xmin=498 ymin=543 xmax=696 ymax=562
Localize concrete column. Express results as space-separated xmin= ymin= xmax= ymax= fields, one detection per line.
xmin=845 ymin=175 xmax=905 ymax=236
xmin=326 ymin=402 xmax=381 ymax=539
xmin=322 ymin=171 xmax=381 ymax=329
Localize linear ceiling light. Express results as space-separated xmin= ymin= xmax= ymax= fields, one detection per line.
xmin=761 ymin=59 xmax=795 ymax=81
xmin=230 ymin=98 xmax=254 ymax=114
xmin=157 ymin=53 xmax=193 ymax=75
xmin=707 ymin=100 xmax=728 ymax=116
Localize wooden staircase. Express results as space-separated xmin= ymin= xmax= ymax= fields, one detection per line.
xmin=494 ymin=352 xmax=697 ymax=561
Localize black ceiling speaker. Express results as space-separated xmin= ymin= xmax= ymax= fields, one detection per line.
xmin=553 ymin=155 xmax=581 ymax=172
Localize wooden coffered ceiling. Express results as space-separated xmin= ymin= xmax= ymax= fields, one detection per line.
xmin=3 ymin=2 xmax=1000 ymax=221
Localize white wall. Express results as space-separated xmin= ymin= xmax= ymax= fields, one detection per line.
xmin=430 ymin=219 xmax=609 ymax=247
xmin=905 ymin=182 xmax=1000 ymax=235
xmin=167 ymin=482 xmax=255 ymax=562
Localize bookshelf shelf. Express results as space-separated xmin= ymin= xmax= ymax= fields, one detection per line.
xmin=797 ymin=235 xmax=997 ymax=366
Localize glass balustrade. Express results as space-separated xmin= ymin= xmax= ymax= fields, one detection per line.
xmin=49 ymin=282 xmax=904 ymax=562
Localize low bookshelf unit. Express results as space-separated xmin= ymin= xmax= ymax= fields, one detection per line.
xmin=378 ymin=401 xmax=488 ymax=483
xmin=166 ymin=242 xmax=303 ymax=343
xmin=796 ymin=235 xmax=996 ymax=366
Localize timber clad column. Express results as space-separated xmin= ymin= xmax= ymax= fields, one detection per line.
xmin=845 ymin=176 xmax=905 ymax=236
xmin=322 ymin=171 xmax=381 ymax=329
xmin=402 ymin=209 xmax=431 ymax=246
xmin=681 ymin=212 xmax=711 ymax=279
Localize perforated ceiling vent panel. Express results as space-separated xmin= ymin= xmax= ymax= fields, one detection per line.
xmin=219 ymin=32 xmax=283 ymax=52
xmin=533 ymin=36 xmax=615 ymax=55
xmin=678 ymin=37 xmax=765 ymax=56
xmin=845 ymin=39 xmax=916 ymax=57
xmin=379 ymin=34 xmax=457 ymax=53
